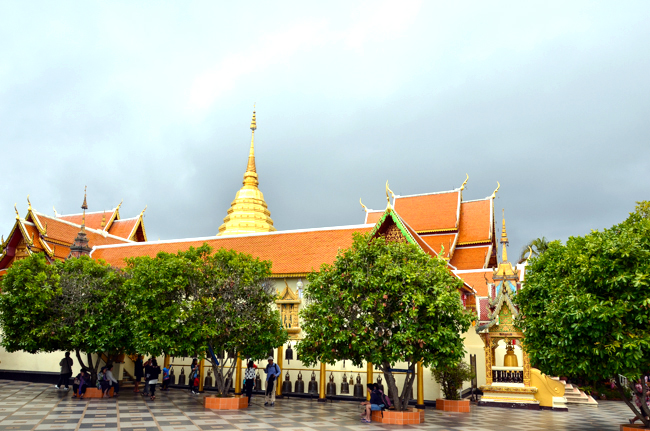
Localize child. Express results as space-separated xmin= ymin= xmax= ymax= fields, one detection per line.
xmin=162 ymin=366 xmax=170 ymax=391
xmin=191 ymin=374 xmax=200 ymax=394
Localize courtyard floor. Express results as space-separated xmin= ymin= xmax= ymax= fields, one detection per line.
xmin=0 ymin=379 xmax=636 ymax=431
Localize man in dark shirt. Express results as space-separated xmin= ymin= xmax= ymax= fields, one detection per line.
xmin=360 ymin=383 xmax=384 ymax=423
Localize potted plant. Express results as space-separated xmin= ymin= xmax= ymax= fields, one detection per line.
xmin=432 ymin=361 xmax=475 ymax=412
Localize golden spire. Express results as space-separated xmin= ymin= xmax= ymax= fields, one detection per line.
xmin=218 ymin=108 xmax=275 ymax=236
xmin=81 ymin=186 xmax=88 ymax=232
xmin=501 ymin=208 xmax=509 ymax=262
xmin=494 ymin=208 xmax=516 ymax=278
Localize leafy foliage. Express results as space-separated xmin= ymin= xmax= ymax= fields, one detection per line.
xmin=125 ymin=244 xmax=287 ymax=396
xmin=298 ymin=233 xmax=473 ymax=410
xmin=514 ymin=202 xmax=650 ymax=425
xmin=431 ymin=361 xmax=475 ymax=400
xmin=519 ymin=236 xmax=550 ymax=262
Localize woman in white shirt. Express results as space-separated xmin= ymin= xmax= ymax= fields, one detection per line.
xmin=105 ymin=364 xmax=120 ymax=397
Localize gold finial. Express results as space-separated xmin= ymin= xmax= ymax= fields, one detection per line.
xmin=359 ymin=199 xmax=368 ymax=213
xmin=53 ymin=206 xmax=58 ymax=217
xmin=501 ymin=208 xmax=509 ymax=262
xmin=490 ymin=181 xmax=500 ymax=199
xmin=101 ymin=211 xmax=106 ymax=228
xmin=81 ymin=186 xmax=88 ymax=232
xmin=27 ymin=195 xmax=31 ymax=210
xmin=14 ymin=204 xmax=19 ymax=220
xmin=525 ymin=246 xmax=533 ymax=263
xmin=140 ymin=205 xmax=147 ymax=215
xmin=82 ymin=186 xmax=88 ymax=211
xmin=460 ymin=174 xmax=469 ymax=191
xmin=250 ymin=105 xmax=257 ymax=131
xmin=243 ymin=108 xmax=258 ymax=181
xmin=385 ymin=181 xmax=393 ymax=208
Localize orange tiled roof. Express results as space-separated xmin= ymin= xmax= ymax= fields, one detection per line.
xmin=92 ymin=226 xmax=373 ymax=273
xmin=58 ymin=210 xmax=116 ymax=231
xmin=36 ymin=214 xmax=132 ymax=249
xmin=458 ymin=200 xmax=491 ymax=244
xmin=393 ymin=191 xmax=460 ymax=232
xmin=450 ymin=246 xmax=490 ymax=270
xmin=421 ymin=234 xmax=457 ymax=258
xmin=365 ymin=211 xmax=383 ymax=224
xmin=454 ymin=270 xmax=493 ymax=297
xmin=108 ymin=218 xmax=139 ymax=240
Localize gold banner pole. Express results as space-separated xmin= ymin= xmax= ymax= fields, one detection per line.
xmin=276 ymin=345 xmax=283 ymax=398
xmin=235 ymin=353 xmax=242 ymax=395
xmin=366 ymin=362 xmax=373 ymax=401
xmin=198 ymin=358 xmax=205 ymax=393
xmin=318 ymin=361 xmax=326 ymax=402
xmin=416 ymin=361 xmax=425 ymax=409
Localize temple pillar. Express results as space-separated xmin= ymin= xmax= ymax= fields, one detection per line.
xmin=484 ymin=337 xmax=493 ymax=385
xmin=276 ymin=345 xmax=283 ymax=397
xmin=523 ymin=349 xmax=531 ymax=387
xmin=416 ymin=361 xmax=425 ymax=409
xmin=318 ymin=361 xmax=327 ymax=402
xmin=235 ymin=353 xmax=242 ymax=395
xmin=198 ymin=358 xmax=205 ymax=392
xmin=366 ymin=362 xmax=373 ymax=401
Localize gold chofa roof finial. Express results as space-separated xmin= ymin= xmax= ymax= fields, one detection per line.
xmin=490 ymin=181 xmax=500 ymax=199
xmin=460 ymin=174 xmax=469 ymax=191
xmin=14 ymin=204 xmax=19 ymax=220
xmin=359 ymin=199 xmax=368 ymax=212
xmin=386 ymin=181 xmax=394 ymax=208
xmin=27 ymin=195 xmax=32 ymax=210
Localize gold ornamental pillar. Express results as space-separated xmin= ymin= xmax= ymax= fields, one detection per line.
xmin=416 ymin=361 xmax=425 ymax=409
xmin=198 ymin=359 xmax=205 ymax=392
xmin=235 ymin=353 xmax=242 ymax=395
xmin=318 ymin=361 xmax=327 ymax=402
xmin=276 ymin=346 xmax=283 ymax=397
xmin=484 ymin=336 xmax=493 ymax=385
xmin=366 ymin=362 xmax=373 ymax=401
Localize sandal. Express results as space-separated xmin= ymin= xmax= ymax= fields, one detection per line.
xmin=150 ymin=396 xmax=155 ymax=400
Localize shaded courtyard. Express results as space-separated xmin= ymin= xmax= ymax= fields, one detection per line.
xmin=0 ymin=380 xmax=633 ymax=431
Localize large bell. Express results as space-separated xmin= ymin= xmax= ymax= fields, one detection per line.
xmin=204 ymin=369 xmax=213 ymax=388
xmin=326 ymin=372 xmax=337 ymax=396
xmin=178 ymin=367 xmax=186 ymax=386
xmin=282 ymin=371 xmax=292 ymax=394
xmin=504 ymin=344 xmax=519 ymax=367
xmin=340 ymin=373 xmax=350 ymax=394
xmin=295 ymin=371 xmax=305 ymax=394
xmin=285 ymin=343 xmax=293 ymax=363
xmin=308 ymin=371 xmax=318 ymax=394
xmin=376 ymin=376 xmax=384 ymax=393
xmin=353 ymin=373 xmax=365 ymax=398
xmin=169 ymin=367 xmax=176 ymax=385
xmin=255 ymin=372 xmax=262 ymax=391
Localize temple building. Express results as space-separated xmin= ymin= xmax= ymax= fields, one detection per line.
xmin=0 ymin=109 xmax=515 ymax=403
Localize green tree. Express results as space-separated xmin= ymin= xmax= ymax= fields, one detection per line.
xmin=125 ymin=244 xmax=287 ymax=396
xmin=519 ymin=236 xmax=550 ymax=262
xmin=0 ymin=254 xmax=133 ymax=383
xmin=432 ymin=361 xmax=475 ymax=400
xmin=514 ymin=202 xmax=650 ymax=426
xmin=298 ymin=233 xmax=473 ymax=410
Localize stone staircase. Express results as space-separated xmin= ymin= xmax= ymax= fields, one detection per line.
xmin=551 ymin=379 xmax=598 ymax=406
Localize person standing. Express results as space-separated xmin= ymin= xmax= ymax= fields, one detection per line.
xmin=263 ymin=356 xmax=281 ymax=406
xmin=55 ymin=352 xmax=73 ymax=391
xmin=142 ymin=358 xmax=152 ymax=396
xmin=105 ymin=364 xmax=120 ymax=397
xmin=244 ymin=360 xmax=257 ymax=406
xmin=189 ymin=358 xmax=198 ymax=393
xmin=161 ymin=365 xmax=170 ymax=391
xmin=145 ymin=358 xmax=161 ymax=401
xmin=134 ymin=355 xmax=144 ymax=393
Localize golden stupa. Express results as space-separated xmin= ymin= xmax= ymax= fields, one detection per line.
xmin=217 ymin=109 xmax=276 ymax=236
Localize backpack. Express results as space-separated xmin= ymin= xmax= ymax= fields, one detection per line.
xmin=379 ymin=389 xmax=392 ymax=408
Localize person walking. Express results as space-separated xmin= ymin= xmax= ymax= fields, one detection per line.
xmin=55 ymin=352 xmax=74 ymax=391
xmin=189 ymin=358 xmax=198 ymax=393
xmin=141 ymin=358 xmax=152 ymax=396
xmin=134 ymin=355 xmax=144 ymax=393
xmin=263 ymin=356 xmax=281 ymax=406
xmin=145 ymin=358 xmax=161 ymax=401
xmin=105 ymin=364 xmax=120 ymax=397
xmin=244 ymin=360 xmax=257 ymax=406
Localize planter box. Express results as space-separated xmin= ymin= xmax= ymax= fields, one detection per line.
xmin=371 ymin=408 xmax=424 ymax=425
xmin=204 ymin=395 xmax=248 ymax=410
xmin=80 ymin=388 xmax=113 ymax=398
xmin=436 ymin=399 xmax=470 ymax=413
xmin=621 ymin=425 xmax=650 ymax=431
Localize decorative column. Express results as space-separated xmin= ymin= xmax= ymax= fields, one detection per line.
xmin=235 ymin=353 xmax=242 ymax=395
xmin=366 ymin=362 xmax=373 ymax=401
xmin=484 ymin=336 xmax=493 ymax=385
xmin=318 ymin=361 xmax=327 ymax=402
xmin=198 ymin=358 xmax=205 ymax=392
xmin=416 ymin=361 xmax=425 ymax=409
xmin=522 ymin=349 xmax=531 ymax=387
xmin=276 ymin=345 xmax=284 ymax=397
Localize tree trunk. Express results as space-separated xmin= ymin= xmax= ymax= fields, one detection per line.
xmin=75 ymin=349 xmax=87 ymax=371
xmin=381 ymin=361 xmax=402 ymax=410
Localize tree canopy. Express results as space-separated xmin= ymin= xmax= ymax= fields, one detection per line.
xmin=125 ymin=244 xmax=287 ymax=395
xmin=298 ymin=233 xmax=473 ymax=410
xmin=514 ymin=202 xmax=650 ymax=424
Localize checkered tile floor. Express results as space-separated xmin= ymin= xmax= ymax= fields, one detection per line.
xmin=0 ymin=379 xmax=635 ymax=430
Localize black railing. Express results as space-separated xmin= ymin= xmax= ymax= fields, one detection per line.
xmin=492 ymin=369 xmax=523 ymax=383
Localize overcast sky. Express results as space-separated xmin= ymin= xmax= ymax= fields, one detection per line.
xmin=1 ymin=1 xmax=649 ymax=256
